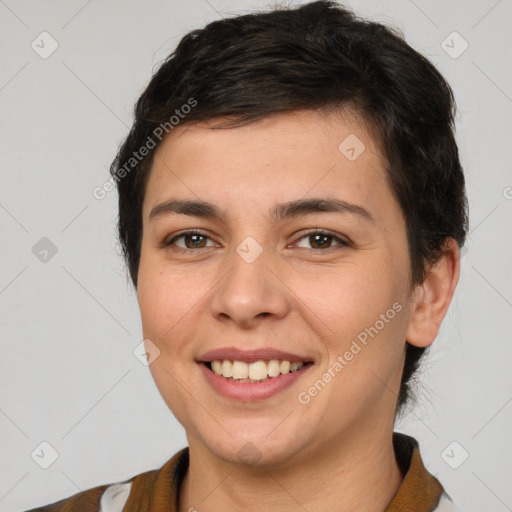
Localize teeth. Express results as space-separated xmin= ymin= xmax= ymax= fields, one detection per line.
xmin=280 ymin=360 xmax=291 ymax=374
xmin=290 ymin=362 xmax=302 ymax=372
xmin=268 ymin=360 xmax=280 ymax=377
xmin=211 ymin=360 xmax=222 ymax=374
xmin=209 ymin=359 xmax=305 ymax=381
xmin=221 ymin=360 xmax=233 ymax=378
xmin=249 ymin=361 xmax=268 ymax=381
xmin=232 ymin=361 xmax=249 ymax=379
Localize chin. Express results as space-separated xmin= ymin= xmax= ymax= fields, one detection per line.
xmin=195 ymin=427 xmax=308 ymax=469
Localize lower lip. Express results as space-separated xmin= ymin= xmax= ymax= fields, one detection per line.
xmin=198 ymin=363 xmax=313 ymax=401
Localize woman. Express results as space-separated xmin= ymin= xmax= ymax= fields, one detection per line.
xmin=27 ymin=1 xmax=468 ymax=510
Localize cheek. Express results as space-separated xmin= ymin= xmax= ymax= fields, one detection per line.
xmin=297 ymin=264 xmax=410 ymax=397
xmin=137 ymin=258 xmax=212 ymax=358
xmin=295 ymin=262 xmax=402 ymax=334
xmin=137 ymin=258 xmax=179 ymax=343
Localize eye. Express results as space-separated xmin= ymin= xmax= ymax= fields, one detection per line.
xmin=165 ymin=230 xmax=217 ymax=250
xmin=163 ymin=229 xmax=350 ymax=252
xmin=293 ymin=230 xmax=349 ymax=250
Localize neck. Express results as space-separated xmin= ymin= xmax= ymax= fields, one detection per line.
xmin=178 ymin=421 xmax=403 ymax=512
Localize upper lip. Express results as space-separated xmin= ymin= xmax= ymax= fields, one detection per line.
xmin=197 ymin=347 xmax=313 ymax=364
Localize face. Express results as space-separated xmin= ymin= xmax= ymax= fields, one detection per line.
xmin=137 ymin=109 xmax=417 ymax=467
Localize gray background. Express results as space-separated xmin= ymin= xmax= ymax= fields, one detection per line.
xmin=1 ymin=0 xmax=511 ymax=510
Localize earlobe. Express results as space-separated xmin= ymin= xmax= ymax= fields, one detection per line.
xmin=405 ymin=238 xmax=461 ymax=348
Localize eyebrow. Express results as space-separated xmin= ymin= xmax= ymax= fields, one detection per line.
xmin=149 ymin=197 xmax=374 ymax=224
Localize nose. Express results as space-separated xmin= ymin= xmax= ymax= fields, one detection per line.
xmin=209 ymin=243 xmax=290 ymax=329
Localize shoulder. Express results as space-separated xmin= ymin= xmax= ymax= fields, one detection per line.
xmin=22 ymin=478 xmax=139 ymax=512
xmin=22 ymin=447 xmax=189 ymax=512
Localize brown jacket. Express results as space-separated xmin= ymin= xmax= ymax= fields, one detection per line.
xmin=25 ymin=433 xmax=458 ymax=511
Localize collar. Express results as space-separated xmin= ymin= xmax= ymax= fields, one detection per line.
xmin=125 ymin=432 xmax=445 ymax=511
xmin=387 ymin=432 xmax=446 ymax=510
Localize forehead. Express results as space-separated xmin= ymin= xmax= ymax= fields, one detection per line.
xmin=142 ymin=109 xmax=393 ymax=223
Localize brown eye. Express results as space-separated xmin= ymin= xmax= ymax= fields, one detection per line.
xmin=295 ymin=231 xmax=349 ymax=250
xmin=166 ymin=231 xmax=214 ymax=250
xmin=309 ymin=233 xmax=332 ymax=249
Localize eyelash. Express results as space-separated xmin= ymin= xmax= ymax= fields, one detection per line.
xmin=163 ymin=229 xmax=350 ymax=252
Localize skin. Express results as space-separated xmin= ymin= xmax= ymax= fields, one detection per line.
xmin=137 ymin=109 xmax=460 ymax=511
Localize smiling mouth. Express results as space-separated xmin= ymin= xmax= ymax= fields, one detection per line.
xmin=204 ymin=359 xmax=314 ymax=383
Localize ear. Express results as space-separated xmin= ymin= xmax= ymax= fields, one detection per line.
xmin=405 ymin=238 xmax=461 ymax=348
